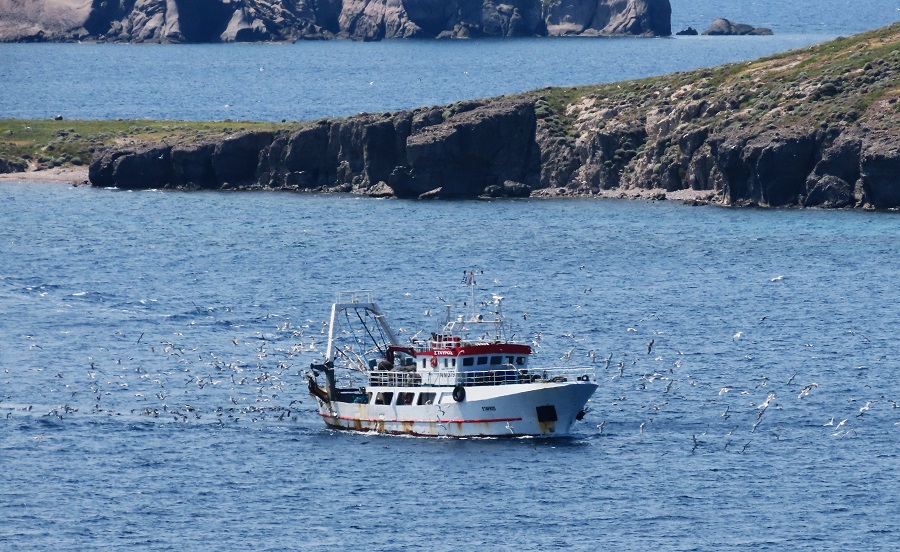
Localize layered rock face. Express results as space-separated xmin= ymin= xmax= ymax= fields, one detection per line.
xmin=89 ymin=25 xmax=900 ymax=208
xmin=545 ymin=0 xmax=670 ymax=37
xmin=90 ymin=99 xmax=541 ymax=198
xmin=533 ymin=27 xmax=900 ymax=208
xmin=0 ymin=0 xmax=671 ymax=42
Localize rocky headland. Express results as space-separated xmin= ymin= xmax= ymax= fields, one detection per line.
xmin=78 ymin=24 xmax=900 ymax=209
xmin=0 ymin=0 xmax=671 ymax=42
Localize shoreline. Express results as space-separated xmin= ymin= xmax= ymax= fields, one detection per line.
xmin=531 ymin=186 xmax=720 ymax=204
xmin=0 ymin=167 xmax=721 ymax=204
xmin=0 ymin=167 xmax=89 ymax=185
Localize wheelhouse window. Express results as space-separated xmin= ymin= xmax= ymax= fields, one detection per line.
xmin=477 ymin=357 xmax=488 ymax=366
xmin=462 ymin=357 xmax=474 ymax=367
xmin=417 ymin=392 xmax=436 ymax=405
xmin=490 ymin=356 xmax=503 ymax=366
xmin=397 ymin=392 xmax=414 ymax=405
xmin=374 ymin=392 xmax=394 ymax=405
xmin=516 ymin=357 xmax=526 ymax=366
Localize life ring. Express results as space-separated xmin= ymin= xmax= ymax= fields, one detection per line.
xmin=430 ymin=356 xmax=438 ymax=368
xmin=452 ymin=385 xmax=466 ymax=402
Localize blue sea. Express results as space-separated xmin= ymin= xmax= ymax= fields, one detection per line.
xmin=2 ymin=1 xmax=900 ymax=550
xmin=1 ymin=0 xmax=898 ymax=122
xmin=3 ymin=187 xmax=900 ymax=550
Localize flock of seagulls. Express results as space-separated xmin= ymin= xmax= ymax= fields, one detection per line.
xmin=3 ymin=268 xmax=897 ymax=456
xmin=1 ymin=311 xmax=316 ymax=427
xmin=573 ymin=269 xmax=897 ymax=453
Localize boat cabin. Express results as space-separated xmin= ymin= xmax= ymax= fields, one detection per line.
xmin=365 ymin=337 xmax=534 ymax=389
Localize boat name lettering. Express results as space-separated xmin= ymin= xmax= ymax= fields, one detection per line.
xmin=481 ymin=406 xmax=496 ymax=412
xmin=434 ymin=350 xmax=455 ymax=356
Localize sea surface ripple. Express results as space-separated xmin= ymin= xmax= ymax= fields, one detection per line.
xmin=1 ymin=184 xmax=899 ymax=550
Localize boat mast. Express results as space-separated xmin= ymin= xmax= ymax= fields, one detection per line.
xmin=314 ymin=291 xmax=400 ymax=403
xmin=324 ymin=290 xmax=399 ymax=364
xmin=459 ymin=270 xmax=509 ymax=342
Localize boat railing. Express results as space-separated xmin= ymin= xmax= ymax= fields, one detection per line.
xmin=408 ymin=337 xmax=531 ymax=353
xmin=334 ymin=290 xmax=373 ymax=305
xmin=366 ymin=367 xmax=594 ymax=388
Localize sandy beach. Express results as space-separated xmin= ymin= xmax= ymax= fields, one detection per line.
xmin=0 ymin=167 xmax=89 ymax=185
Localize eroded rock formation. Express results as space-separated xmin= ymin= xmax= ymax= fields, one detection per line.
xmin=0 ymin=0 xmax=671 ymax=42
xmin=702 ymin=18 xmax=773 ymax=36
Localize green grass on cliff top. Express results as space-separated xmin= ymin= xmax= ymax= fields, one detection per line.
xmin=0 ymin=119 xmax=295 ymax=171
xmin=561 ymin=22 xmax=898 ymax=98
xmin=535 ymin=22 xmax=900 ymax=128
xmin=2 ymin=23 xmax=899 ymax=173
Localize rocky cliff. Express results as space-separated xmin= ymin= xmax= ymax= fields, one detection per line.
xmin=87 ymin=24 xmax=900 ymax=209
xmin=90 ymin=99 xmax=542 ymax=198
xmin=0 ymin=0 xmax=671 ymax=42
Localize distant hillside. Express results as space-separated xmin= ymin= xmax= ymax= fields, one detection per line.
xmin=0 ymin=0 xmax=671 ymax=42
xmin=3 ymin=24 xmax=898 ymax=209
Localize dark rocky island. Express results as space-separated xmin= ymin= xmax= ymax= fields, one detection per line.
xmin=82 ymin=24 xmax=900 ymax=209
xmin=0 ymin=0 xmax=671 ymax=42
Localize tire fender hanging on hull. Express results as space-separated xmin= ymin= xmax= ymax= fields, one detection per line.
xmin=452 ymin=385 xmax=466 ymax=402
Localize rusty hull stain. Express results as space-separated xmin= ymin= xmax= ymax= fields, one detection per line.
xmin=538 ymin=421 xmax=557 ymax=434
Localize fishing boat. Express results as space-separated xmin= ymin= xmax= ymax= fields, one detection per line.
xmin=306 ymin=278 xmax=598 ymax=437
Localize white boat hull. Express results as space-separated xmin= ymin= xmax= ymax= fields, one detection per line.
xmin=314 ymin=381 xmax=598 ymax=437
